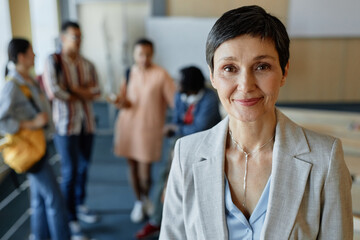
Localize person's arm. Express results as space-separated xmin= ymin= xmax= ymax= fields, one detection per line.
xmin=162 ymin=71 xmax=176 ymax=109
xmin=109 ymin=81 xmax=131 ymax=109
xmin=19 ymin=112 xmax=48 ymax=130
xmin=0 ymin=83 xmax=48 ymax=135
xmin=42 ymin=55 xmax=74 ymax=101
xmin=163 ymin=94 xmax=181 ymax=137
xmin=159 ymin=140 xmax=187 ymax=239
xmin=70 ymin=86 xmax=98 ymax=100
xmin=71 ymin=63 xmax=101 ymax=101
xmin=318 ymin=138 xmax=353 ymax=239
xmin=0 ymin=83 xmax=21 ymax=135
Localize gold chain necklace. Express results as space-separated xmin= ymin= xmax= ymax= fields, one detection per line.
xmin=228 ymin=130 xmax=274 ymax=208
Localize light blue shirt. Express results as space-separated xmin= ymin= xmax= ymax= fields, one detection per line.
xmin=225 ymin=176 xmax=271 ymax=240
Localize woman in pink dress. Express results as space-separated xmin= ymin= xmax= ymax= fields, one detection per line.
xmin=112 ymin=39 xmax=175 ymax=223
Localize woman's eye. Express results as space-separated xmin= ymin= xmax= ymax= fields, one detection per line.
xmin=224 ymin=66 xmax=236 ymax=72
xmin=256 ymin=64 xmax=270 ymax=71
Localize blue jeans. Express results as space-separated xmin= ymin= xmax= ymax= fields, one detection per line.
xmin=54 ymin=132 xmax=94 ymax=221
xmin=27 ymin=147 xmax=70 ymax=240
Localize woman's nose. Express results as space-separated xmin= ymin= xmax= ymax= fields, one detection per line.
xmin=236 ymin=70 xmax=255 ymax=92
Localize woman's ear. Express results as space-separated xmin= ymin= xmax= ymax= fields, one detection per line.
xmin=280 ymin=61 xmax=290 ymax=87
xmin=17 ymin=53 xmax=24 ymax=64
xmin=208 ymin=65 xmax=217 ymax=89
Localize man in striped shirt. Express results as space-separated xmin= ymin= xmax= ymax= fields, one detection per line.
xmin=42 ymin=21 xmax=100 ymax=239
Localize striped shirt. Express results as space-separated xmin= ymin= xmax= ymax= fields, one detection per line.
xmin=42 ymin=53 xmax=100 ymax=136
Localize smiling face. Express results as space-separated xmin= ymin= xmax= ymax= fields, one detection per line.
xmin=210 ymin=35 xmax=289 ymax=123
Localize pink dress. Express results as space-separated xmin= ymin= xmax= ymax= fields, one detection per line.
xmin=114 ymin=64 xmax=176 ymax=163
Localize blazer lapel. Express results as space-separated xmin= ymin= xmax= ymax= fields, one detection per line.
xmin=261 ymin=110 xmax=313 ymax=239
xmin=192 ymin=117 xmax=229 ymax=240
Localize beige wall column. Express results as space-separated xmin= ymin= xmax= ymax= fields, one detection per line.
xmin=8 ymin=0 xmax=32 ymax=40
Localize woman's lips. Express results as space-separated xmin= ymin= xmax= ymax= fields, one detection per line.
xmin=234 ymin=97 xmax=262 ymax=106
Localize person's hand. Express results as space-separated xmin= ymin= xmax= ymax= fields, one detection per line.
xmin=163 ymin=124 xmax=178 ymax=137
xmin=32 ymin=112 xmax=48 ymax=128
xmin=21 ymin=112 xmax=48 ymax=130
xmin=113 ymin=95 xmax=131 ymax=109
xmin=106 ymin=93 xmax=118 ymax=103
xmin=71 ymin=87 xmax=95 ymax=100
xmin=68 ymin=94 xmax=79 ymax=102
xmin=115 ymin=99 xmax=131 ymax=109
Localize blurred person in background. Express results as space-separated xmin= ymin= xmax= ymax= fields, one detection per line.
xmin=42 ymin=21 xmax=101 ymax=239
xmin=0 ymin=38 xmax=70 ymax=240
xmin=111 ymin=38 xmax=176 ymax=223
xmin=136 ymin=66 xmax=221 ymax=239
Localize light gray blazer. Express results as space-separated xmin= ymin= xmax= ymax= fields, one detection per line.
xmin=159 ymin=109 xmax=353 ymax=240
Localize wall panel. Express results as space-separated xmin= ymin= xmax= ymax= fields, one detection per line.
xmin=343 ymin=39 xmax=360 ymax=101
xmin=167 ymin=0 xmax=288 ymax=20
xmin=279 ymin=39 xmax=345 ymax=102
xmin=167 ymin=0 xmax=360 ymax=102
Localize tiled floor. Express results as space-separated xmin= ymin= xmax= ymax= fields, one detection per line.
xmin=79 ymin=133 xmax=170 ymax=239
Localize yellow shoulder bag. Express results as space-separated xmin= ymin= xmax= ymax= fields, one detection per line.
xmin=0 ymin=78 xmax=46 ymax=173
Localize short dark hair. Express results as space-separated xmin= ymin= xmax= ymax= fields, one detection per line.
xmin=206 ymin=5 xmax=290 ymax=75
xmin=134 ymin=38 xmax=154 ymax=52
xmin=179 ymin=66 xmax=205 ymax=94
xmin=61 ymin=21 xmax=80 ymax=33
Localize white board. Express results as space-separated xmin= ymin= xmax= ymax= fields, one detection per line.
xmin=146 ymin=17 xmax=216 ymax=81
xmin=288 ymin=0 xmax=360 ymax=37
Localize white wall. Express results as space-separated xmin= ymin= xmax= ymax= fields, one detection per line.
xmin=0 ymin=0 xmax=12 ymax=79
xmin=146 ymin=17 xmax=216 ymax=81
xmin=78 ymin=1 xmax=150 ymax=96
xmin=288 ymin=0 xmax=360 ymax=37
xmin=29 ymin=0 xmax=59 ymax=75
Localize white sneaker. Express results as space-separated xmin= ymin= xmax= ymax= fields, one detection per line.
xmin=143 ymin=197 xmax=154 ymax=216
xmin=130 ymin=201 xmax=144 ymax=223
xmin=69 ymin=221 xmax=89 ymax=240
xmin=69 ymin=221 xmax=82 ymax=234
xmin=77 ymin=205 xmax=99 ymax=224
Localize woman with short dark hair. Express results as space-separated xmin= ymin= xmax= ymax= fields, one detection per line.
xmin=160 ymin=6 xmax=353 ymax=239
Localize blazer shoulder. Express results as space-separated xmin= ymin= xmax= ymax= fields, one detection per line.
xmin=175 ymin=117 xmax=228 ymax=165
xmin=177 ymin=129 xmax=211 ymax=154
xmin=179 ymin=115 xmax=225 ymax=145
xmin=299 ymin=125 xmax=342 ymax=169
xmin=277 ymin=110 xmax=340 ymax=165
xmin=302 ymin=126 xmax=338 ymax=150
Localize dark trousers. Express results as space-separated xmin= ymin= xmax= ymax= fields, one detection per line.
xmin=54 ymin=131 xmax=94 ymax=221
